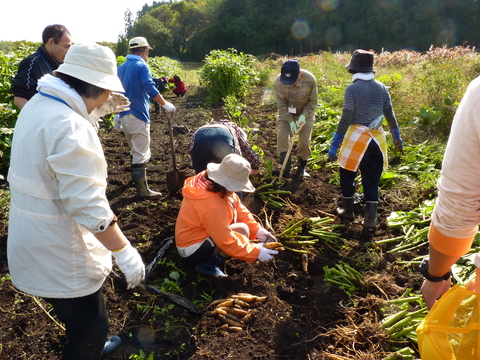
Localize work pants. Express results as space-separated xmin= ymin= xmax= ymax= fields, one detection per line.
xmin=276 ymin=115 xmax=314 ymax=160
xmin=340 ymin=141 xmax=383 ymax=202
xmin=120 ymin=114 xmax=151 ymax=165
xmin=190 ymin=126 xmax=234 ymax=173
xmin=43 ymin=288 xmax=109 ymax=360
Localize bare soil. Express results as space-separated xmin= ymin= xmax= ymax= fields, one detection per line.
xmin=0 ymin=85 xmax=428 ymax=359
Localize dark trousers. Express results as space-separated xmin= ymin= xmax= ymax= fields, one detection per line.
xmin=43 ymin=288 xmax=109 ymax=360
xmin=340 ymin=141 xmax=383 ymax=202
xmin=190 ymin=127 xmax=234 ymax=173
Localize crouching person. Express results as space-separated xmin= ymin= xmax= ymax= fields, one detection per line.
xmin=175 ymin=154 xmax=278 ymax=277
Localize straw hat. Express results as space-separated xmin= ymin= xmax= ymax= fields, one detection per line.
xmin=207 ymin=154 xmax=255 ymax=192
xmin=55 ymin=43 xmax=124 ymax=92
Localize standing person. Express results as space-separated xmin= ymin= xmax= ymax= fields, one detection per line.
xmin=273 ymin=59 xmax=318 ymax=178
xmin=175 ymin=154 xmax=278 ymax=277
xmin=7 ymin=43 xmax=145 ymax=360
xmin=420 ymin=75 xmax=480 ymax=309
xmin=327 ymin=49 xmax=403 ymax=231
xmin=168 ymin=75 xmax=187 ymax=97
xmin=11 ymin=24 xmax=72 ymax=109
xmin=190 ymin=119 xmax=260 ymax=174
xmin=117 ymin=36 xmax=176 ymax=197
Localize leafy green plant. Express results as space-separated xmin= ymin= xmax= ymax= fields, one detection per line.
xmin=199 ymin=48 xmax=260 ymax=103
xmin=129 ymin=350 xmax=155 ymax=360
xmin=0 ymin=46 xmax=34 ymax=174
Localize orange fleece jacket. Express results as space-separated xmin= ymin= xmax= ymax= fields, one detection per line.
xmin=175 ymin=175 xmax=261 ymax=262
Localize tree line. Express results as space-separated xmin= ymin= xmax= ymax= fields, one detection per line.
xmin=118 ymin=0 xmax=480 ymax=61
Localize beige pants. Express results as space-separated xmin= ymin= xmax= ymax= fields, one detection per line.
xmin=119 ymin=114 xmax=151 ymax=164
xmin=276 ymin=115 xmax=314 ymax=160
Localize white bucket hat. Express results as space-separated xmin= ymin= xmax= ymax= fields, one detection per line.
xmin=207 ymin=154 xmax=255 ymax=193
xmin=55 ymin=43 xmax=124 ymax=92
xmin=129 ymin=36 xmax=153 ymax=49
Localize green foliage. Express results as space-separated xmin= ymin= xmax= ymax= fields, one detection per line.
xmin=129 ymin=350 xmax=155 ymax=360
xmin=147 ymin=56 xmax=182 ymax=80
xmin=199 ymin=48 xmax=260 ymax=103
xmin=0 ymin=45 xmax=35 ymax=173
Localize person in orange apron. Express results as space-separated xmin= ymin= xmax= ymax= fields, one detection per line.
xmin=328 ymin=49 xmax=403 ymax=231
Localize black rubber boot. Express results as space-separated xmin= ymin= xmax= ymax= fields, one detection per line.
xmin=101 ymin=335 xmax=121 ymax=359
xmin=363 ymin=201 xmax=378 ymax=231
xmin=337 ymin=196 xmax=355 ymax=221
xmin=195 ymin=253 xmax=227 ymax=277
xmin=272 ymin=152 xmax=291 ymax=178
xmin=294 ymin=157 xmax=308 ymax=178
xmin=131 ymin=164 xmax=162 ymax=197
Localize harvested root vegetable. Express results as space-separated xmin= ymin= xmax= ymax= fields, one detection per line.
xmin=215 ymin=299 xmax=235 ymax=308
xmin=218 ymin=306 xmax=249 ymax=318
xmin=301 ymin=253 xmax=308 ymax=273
xmin=232 ymin=294 xmax=267 ymax=303
xmin=241 ymin=311 xmax=255 ymax=324
xmin=263 ymin=242 xmax=284 ymax=250
xmin=217 ymin=314 xmax=246 ymax=328
xmin=211 ymin=292 xmax=266 ymax=332
xmin=228 ymin=326 xmax=244 ymax=332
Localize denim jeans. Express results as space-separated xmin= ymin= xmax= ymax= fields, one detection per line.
xmin=190 ymin=126 xmax=234 ymax=173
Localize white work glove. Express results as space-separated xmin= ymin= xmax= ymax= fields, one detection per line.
xmin=113 ymin=115 xmax=122 ymax=131
xmin=289 ymin=120 xmax=297 ymax=134
xmin=91 ymin=92 xmax=131 ymax=119
xmin=257 ymin=243 xmax=278 ymax=262
xmin=112 ymin=242 xmax=145 ymax=289
xmin=162 ymin=101 xmax=176 ymax=112
xmin=297 ymin=114 xmax=306 ymax=127
xmin=256 ymin=228 xmax=277 ymax=243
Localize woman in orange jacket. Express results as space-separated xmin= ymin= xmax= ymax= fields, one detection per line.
xmin=175 ymin=154 xmax=278 ymax=276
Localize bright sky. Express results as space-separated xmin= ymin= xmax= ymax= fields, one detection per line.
xmin=0 ymin=0 xmax=154 ymax=43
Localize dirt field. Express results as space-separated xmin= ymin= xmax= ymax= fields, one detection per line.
xmin=0 ymin=85 xmax=427 ymax=359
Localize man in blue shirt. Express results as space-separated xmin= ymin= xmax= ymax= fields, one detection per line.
xmin=118 ymin=37 xmax=175 ymax=197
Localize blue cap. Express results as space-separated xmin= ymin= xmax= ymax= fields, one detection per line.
xmin=280 ymin=59 xmax=300 ymax=85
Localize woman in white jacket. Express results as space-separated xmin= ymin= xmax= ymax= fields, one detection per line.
xmin=7 ymin=43 xmax=145 ymax=360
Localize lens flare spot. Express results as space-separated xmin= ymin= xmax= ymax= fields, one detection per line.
xmin=315 ymin=0 xmax=340 ymax=11
xmin=291 ymin=20 xmax=310 ymax=40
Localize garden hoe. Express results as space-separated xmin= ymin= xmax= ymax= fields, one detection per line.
xmin=164 ymin=110 xmax=186 ymax=195
xmin=279 ymin=122 xmax=305 ymax=180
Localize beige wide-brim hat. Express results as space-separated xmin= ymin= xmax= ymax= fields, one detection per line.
xmin=55 ymin=43 xmax=124 ymax=92
xmin=207 ymin=154 xmax=255 ymax=193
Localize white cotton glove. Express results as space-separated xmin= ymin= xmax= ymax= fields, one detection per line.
xmin=257 ymin=243 xmax=278 ymax=262
xmin=91 ymin=92 xmax=131 ymax=119
xmin=256 ymin=228 xmax=277 ymax=243
xmin=162 ymin=101 xmax=176 ymax=112
xmin=112 ymin=242 xmax=145 ymax=289
xmin=113 ymin=115 xmax=122 ymax=131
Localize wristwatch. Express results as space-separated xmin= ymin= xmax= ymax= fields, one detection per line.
xmin=419 ymin=258 xmax=451 ymax=282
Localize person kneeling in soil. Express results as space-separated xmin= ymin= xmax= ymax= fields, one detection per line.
xmin=175 ymin=154 xmax=278 ymax=276
xmin=168 ymin=74 xmax=186 ymax=97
